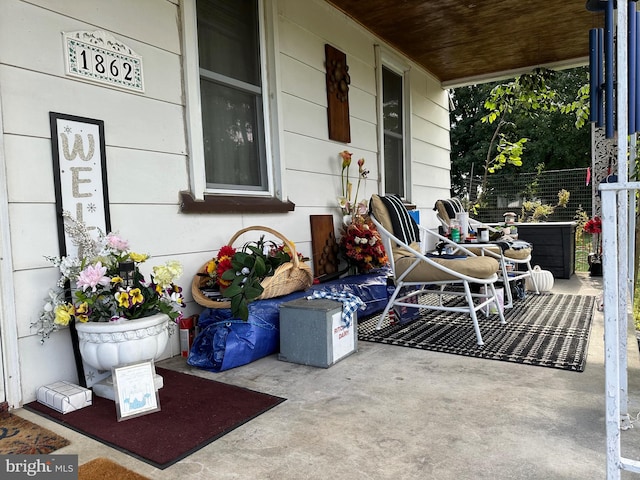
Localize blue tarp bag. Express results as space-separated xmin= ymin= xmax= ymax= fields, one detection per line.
xmin=187 ymin=270 xmax=389 ymax=372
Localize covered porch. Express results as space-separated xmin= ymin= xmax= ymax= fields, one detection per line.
xmin=14 ymin=273 xmax=640 ymax=479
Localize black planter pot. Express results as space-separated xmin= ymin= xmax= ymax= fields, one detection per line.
xmin=588 ymin=253 xmax=603 ymax=277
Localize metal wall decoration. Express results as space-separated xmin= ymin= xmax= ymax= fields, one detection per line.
xmin=591 ymin=124 xmax=618 ymax=219
xmin=325 ymin=44 xmax=351 ymax=143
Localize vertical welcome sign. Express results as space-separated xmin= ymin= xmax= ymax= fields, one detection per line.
xmin=49 ymin=112 xmax=110 ymax=386
xmin=49 ymin=112 xmax=110 ymax=256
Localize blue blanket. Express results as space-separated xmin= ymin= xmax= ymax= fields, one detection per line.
xmin=187 ymin=270 xmax=389 ymax=372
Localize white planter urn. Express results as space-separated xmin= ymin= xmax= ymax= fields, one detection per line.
xmin=75 ymin=313 xmax=170 ymax=400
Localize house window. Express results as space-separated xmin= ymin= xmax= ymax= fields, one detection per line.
xmin=182 ymin=0 xmax=292 ymax=212
xmin=382 ymin=65 xmax=406 ymax=197
xmin=197 ymin=0 xmax=269 ymax=192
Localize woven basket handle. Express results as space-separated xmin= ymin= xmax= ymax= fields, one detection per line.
xmin=227 ymin=225 xmax=301 ymax=268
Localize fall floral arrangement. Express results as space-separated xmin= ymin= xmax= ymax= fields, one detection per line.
xmin=334 ymin=151 xmax=387 ymax=273
xmin=198 ymin=235 xmax=308 ymax=320
xmin=339 ymin=215 xmax=388 ymax=273
xmin=34 ymin=214 xmax=184 ymax=343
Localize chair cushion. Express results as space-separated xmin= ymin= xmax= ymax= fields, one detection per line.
xmin=395 ymin=253 xmax=499 ymax=282
xmin=467 ymin=245 xmax=532 ymax=261
xmin=370 ymin=194 xmax=420 ymax=244
xmin=370 ymin=194 xmax=393 ymax=232
xmin=503 ymin=247 xmax=532 ymax=260
xmin=434 ymin=199 xmax=463 ymax=225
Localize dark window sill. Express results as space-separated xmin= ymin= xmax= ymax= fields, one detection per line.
xmin=180 ymin=192 xmax=295 ymax=214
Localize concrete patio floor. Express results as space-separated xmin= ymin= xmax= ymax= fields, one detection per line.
xmin=14 ymin=273 xmax=640 ymax=479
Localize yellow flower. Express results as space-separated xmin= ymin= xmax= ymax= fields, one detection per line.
xmin=206 ymin=260 xmax=217 ymax=275
xmin=111 ymin=276 xmax=123 ymax=285
xmin=153 ymin=261 xmax=183 ymax=288
xmin=53 ymin=304 xmax=73 ymax=326
xmin=116 ymin=291 xmax=130 ymax=308
xmin=129 ymin=252 xmax=149 ymax=263
xmin=74 ymin=302 xmax=90 ymax=323
xmin=130 ymin=288 xmax=144 ymax=305
xmin=75 ymin=302 xmax=89 ymax=315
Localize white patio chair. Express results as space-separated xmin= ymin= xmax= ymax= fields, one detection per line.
xmin=434 ymin=198 xmax=539 ymax=308
xmin=369 ymin=194 xmax=505 ymax=346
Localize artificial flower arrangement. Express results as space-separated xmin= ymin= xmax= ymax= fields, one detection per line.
xmin=334 ymin=151 xmax=388 ymax=274
xmin=34 ymin=214 xmax=184 ymax=343
xmin=584 ymin=215 xmax=602 ymax=274
xmin=339 ymin=215 xmax=388 ymax=273
xmin=338 ymin=150 xmax=369 ymax=217
xmin=197 ymin=235 xmax=309 ymax=321
xmin=583 ymin=215 xmax=602 ymax=236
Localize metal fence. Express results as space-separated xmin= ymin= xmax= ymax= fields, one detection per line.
xmin=469 ymin=167 xmax=593 ymax=272
xmin=471 ymin=167 xmax=592 ymax=224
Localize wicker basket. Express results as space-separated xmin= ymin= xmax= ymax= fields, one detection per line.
xmin=192 ymin=225 xmax=313 ymax=309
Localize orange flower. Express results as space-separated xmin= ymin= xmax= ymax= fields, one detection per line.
xmin=339 ymin=150 xmax=352 ymax=169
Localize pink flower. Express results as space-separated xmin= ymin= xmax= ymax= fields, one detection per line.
xmin=106 ymin=233 xmax=129 ymax=251
xmin=77 ymin=262 xmax=111 ymax=292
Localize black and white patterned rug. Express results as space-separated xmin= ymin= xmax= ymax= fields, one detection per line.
xmin=358 ymin=293 xmax=596 ymax=372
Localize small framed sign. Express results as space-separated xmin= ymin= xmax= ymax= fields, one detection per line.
xmin=112 ymin=360 xmax=161 ymax=421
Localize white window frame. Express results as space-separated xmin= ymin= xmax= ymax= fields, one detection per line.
xmin=180 ymin=0 xmax=283 ymax=200
xmin=375 ymin=45 xmax=412 ymax=200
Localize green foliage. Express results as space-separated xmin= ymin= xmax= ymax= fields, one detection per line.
xmin=221 ymin=236 xmax=297 ymax=321
xmin=481 ymin=69 xmax=559 ymax=126
xmin=519 ymin=189 xmax=570 ymax=222
xmin=449 ymin=66 xmax=591 ymax=201
xmin=489 ymin=136 xmax=526 ymax=173
xmin=560 ymin=84 xmax=590 ymax=128
xmin=574 ymin=205 xmax=590 ymax=243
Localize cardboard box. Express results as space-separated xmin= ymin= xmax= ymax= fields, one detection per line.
xmin=37 ymin=381 xmax=92 ymax=414
xmin=179 ymin=315 xmax=196 ymax=358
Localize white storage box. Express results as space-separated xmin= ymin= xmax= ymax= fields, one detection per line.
xmin=37 ymin=381 xmax=92 ymax=414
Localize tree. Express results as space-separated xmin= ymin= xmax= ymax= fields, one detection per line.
xmin=449 ymin=66 xmax=590 ymax=204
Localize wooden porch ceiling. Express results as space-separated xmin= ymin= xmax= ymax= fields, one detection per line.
xmin=326 ymin=0 xmax=605 ymax=87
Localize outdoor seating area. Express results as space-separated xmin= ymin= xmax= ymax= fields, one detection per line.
xmin=369 ymin=194 xmax=504 ymax=345
xmin=434 ymin=198 xmax=540 ymax=308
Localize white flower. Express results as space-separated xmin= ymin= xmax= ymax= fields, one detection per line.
xmin=58 ymin=256 xmax=81 ymax=280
